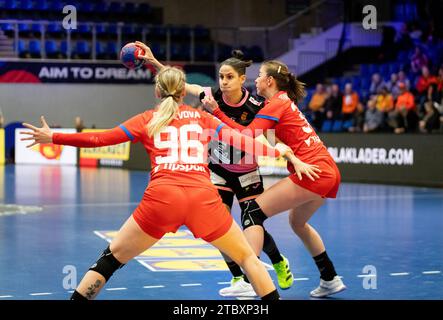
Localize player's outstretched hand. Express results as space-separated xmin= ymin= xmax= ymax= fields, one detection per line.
xmin=20 ymin=116 xmax=54 ymax=148
xmin=201 ymin=95 xmax=220 ymax=113
xmin=135 ymin=41 xmax=155 ymax=63
xmin=283 ymin=150 xmax=322 ymax=181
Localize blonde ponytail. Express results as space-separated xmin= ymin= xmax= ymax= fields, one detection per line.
xmin=147 ymin=66 xmax=186 ymax=137
xmin=147 ymin=96 xmax=178 ymax=137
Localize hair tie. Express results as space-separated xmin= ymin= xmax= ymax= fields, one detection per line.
xmin=277 ymin=66 xmax=281 ymax=74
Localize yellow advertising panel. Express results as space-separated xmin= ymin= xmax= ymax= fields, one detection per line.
xmin=0 ymin=129 xmax=4 ymax=165
xmin=79 ymin=129 xmax=130 ymax=161
xmin=255 ymin=134 xmax=289 ymax=175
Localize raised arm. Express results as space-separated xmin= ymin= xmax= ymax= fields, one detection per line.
xmin=136 ymin=41 xmax=203 ymax=97
xmin=20 ymin=116 xmax=130 ymax=148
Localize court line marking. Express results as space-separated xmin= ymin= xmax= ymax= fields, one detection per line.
xmin=180 ymin=283 xmax=202 ymax=287
xmin=29 ymin=292 xmax=53 ymax=296
xmin=143 ymin=285 xmax=165 ymax=289
xmin=422 ymin=271 xmax=441 ymax=275
xmin=357 ymin=274 xmax=377 ymax=278
xmin=390 ymin=272 xmax=410 ymax=276
xmin=0 ymin=295 xmax=13 ymax=298
xmin=293 ymin=277 xmax=310 ymax=281
xmin=105 ymin=288 xmax=127 ymax=291
xmin=335 ymin=194 xmax=443 ymax=201
xmin=43 ymin=202 xmax=140 ymax=209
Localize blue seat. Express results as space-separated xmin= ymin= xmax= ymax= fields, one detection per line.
xmin=109 ymin=1 xmax=123 ymax=12
xmin=360 ymin=77 xmax=370 ymax=90
xmin=332 ymin=120 xmax=344 ymax=132
xmin=368 ymin=63 xmax=379 ymax=75
xmin=321 ymin=120 xmax=333 ymax=132
xmin=106 ymin=41 xmax=118 ymax=59
xmin=151 ymin=42 xmax=166 ymax=60
xmin=343 ymin=120 xmax=354 ymax=130
xmin=18 ymin=23 xmax=31 ymax=36
xmin=16 ymin=39 xmax=27 ymax=56
xmin=1 ymin=23 xmax=15 ymax=37
xmin=49 ymin=0 xmax=63 ymax=12
xmin=194 ymin=25 xmax=210 ymax=40
xmin=75 ymin=41 xmax=90 ymax=56
xmin=19 ymin=0 xmax=34 ymax=10
xmin=170 ymin=26 xmax=191 ymax=41
xmin=35 ymin=0 xmax=49 ymax=11
xmin=29 ymin=39 xmax=41 ymax=57
xmin=149 ymin=26 xmax=166 ymax=40
xmin=360 ymin=64 xmax=370 ymax=77
xmin=79 ymin=2 xmax=94 ymax=13
xmin=46 ymin=22 xmax=63 ymax=37
xmin=5 ymin=0 xmax=18 ymax=10
xmin=171 ymin=43 xmax=190 ymax=61
xmin=123 ymin=2 xmax=136 ymax=15
xmin=44 ymin=39 xmax=58 ymax=56
xmin=194 ymin=42 xmax=213 ymax=61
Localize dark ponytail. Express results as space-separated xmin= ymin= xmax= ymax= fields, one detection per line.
xmin=262 ymin=60 xmax=306 ymax=103
xmin=220 ymin=50 xmax=253 ymax=76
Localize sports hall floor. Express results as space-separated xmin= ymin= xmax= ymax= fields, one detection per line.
xmin=0 ymin=164 xmax=442 ymax=300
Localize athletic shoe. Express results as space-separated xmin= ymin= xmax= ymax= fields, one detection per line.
xmin=310 ymin=276 xmax=346 ymax=298
xmin=219 ymin=276 xmax=257 ymax=297
xmin=273 ymin=255 xmax=294 ymax=289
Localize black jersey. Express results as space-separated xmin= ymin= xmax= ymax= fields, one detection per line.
xmin=200 ymin=87 xmax=265 ymax=170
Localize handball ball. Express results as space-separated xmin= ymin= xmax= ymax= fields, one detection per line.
xmin=120 ymin=42 xmax=145 ymax=70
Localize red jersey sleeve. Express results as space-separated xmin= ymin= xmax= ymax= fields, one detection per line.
xmin=200 ymin=111 xmax=280 ymax=158
xmin=212 ymin=107 xmax=276 ymax=137
xmin=52 ymin=126 xmax=129 ymax=147
xmin=52 ymin=113 xmax=148 ymax=147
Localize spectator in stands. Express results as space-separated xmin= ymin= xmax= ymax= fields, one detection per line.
xmin=436 ymin=65 xmax=443 ymax=104
xmin=416 ymin=66 xmax=438 ymax=109
xmin=308 ymin=83 xmax=327 ymax=130
xmin=409 ymin=23 xmax=424 ymax=44
xmin=324 ymin=84 xmax=342 ymax=121
xmin=410 ymin=46 xmax=429 ymax=74
xmin=386 ymin=73 xmax=401 ymax=98
xmin=363 ymin=98 xmax=384 ymax=133
xmin=397 ymin=70 xmax=411 ymax=91
xmin=342 ymin=83 xmax=359 ymax=121
xmin=348 ymin=101 xmax=365 ymax=133
xmin=419 ymin=101 xmax=441 ymax=133
xmin=75 ymin=116 xmax=85 ymax=133
xmin=376 ymin=86 xmax=394 ymax=113
xmin=369 ymin=73 xmax=385 ymax=96
xmin=391 ymin=82 xmax=419 ymax=134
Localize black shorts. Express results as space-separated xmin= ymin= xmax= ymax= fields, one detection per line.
xmin=208 ymin=162 xmax=264 ymax=209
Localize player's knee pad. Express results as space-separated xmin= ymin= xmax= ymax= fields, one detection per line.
xmin=240 ymin=199 xmax=268 ymax=230
xmin=89 ymin=246 xmax=125 ymax=281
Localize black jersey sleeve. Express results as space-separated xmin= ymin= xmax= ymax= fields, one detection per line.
xmin=199 ymin=87 xmax=221 ymax=102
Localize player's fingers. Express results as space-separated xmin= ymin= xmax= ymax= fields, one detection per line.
xmin=19 ymin=131 xmax=34 ymax=135
xmin=22 ymin=123 xmax=38 ymax=131
xmin=20 ymin=137 xmax=35 ymax=141
xmin=304 ymin=170 xmax=315 ymax=181
xmin=313 ymin=167 xmax=322 ymax=173
xmin=41 ymin=116 xmax=48 ymax=127
xmin=296 ymin=169 xmax=302 ymax=180
xmin=26 ymin=141 xmax=37 ymax=148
